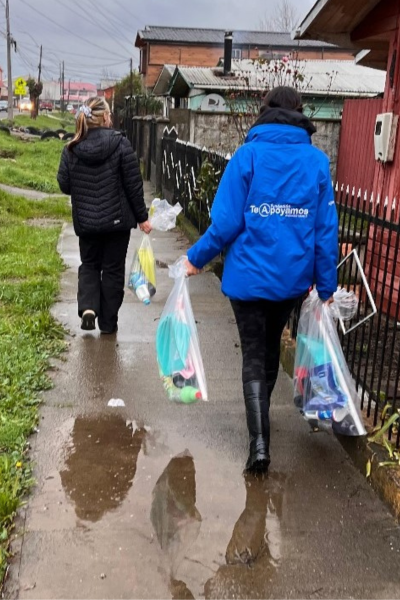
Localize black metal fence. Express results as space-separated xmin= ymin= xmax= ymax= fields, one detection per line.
xmin=161 ymin=127 xmax=228 ymax=234
xmin=162 ymin=128 xmax=400 ymax=445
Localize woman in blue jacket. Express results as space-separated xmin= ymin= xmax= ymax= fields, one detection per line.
xmin=185 ymin=86 xmax=338 ymax=473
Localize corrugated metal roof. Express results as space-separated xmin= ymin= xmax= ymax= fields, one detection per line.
xmin=153 ymin=65 xmax=177 ymax=95
xmin=170 ymin=60 xmax=386 ymax=96
xmin=137 ymin=26 xmax=338 ymax=48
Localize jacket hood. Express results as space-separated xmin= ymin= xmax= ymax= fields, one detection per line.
xmin=72 ymin=128 xmax=123 ymax=163
xmin=246 ymin=107 xmax=316 ymax=145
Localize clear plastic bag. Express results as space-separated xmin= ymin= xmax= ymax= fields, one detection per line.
xmin=294 ymin=289 xmax=366 ymax=436
xmin=149 ymin=198 xmax=183 ymax=232
xmin=330 ymin=287 xmax=359 ymax=321
xmin=127 ymin=234 xmax=156 ymax=305
xmin=156 ymin=256 xmax=208 ymax=404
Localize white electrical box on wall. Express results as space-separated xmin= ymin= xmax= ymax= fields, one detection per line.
xmin=374 ymin=112 xmax=398 ymax=162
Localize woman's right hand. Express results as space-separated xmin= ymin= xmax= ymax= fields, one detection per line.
xmin=139 ymin=220 xmax=152 ymax=234
xmin=185 ymin=259 xmax=202 ymax=277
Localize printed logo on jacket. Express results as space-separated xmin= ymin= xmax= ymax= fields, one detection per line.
xmin=250 ymin=203 xmax=309 ymax=218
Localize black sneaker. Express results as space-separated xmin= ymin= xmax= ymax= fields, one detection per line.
xmin=81 ymin=310 xmax=96 ymax=331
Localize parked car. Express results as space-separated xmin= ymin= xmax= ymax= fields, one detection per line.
xmin=39 ymin=101 xmax=53 ymax=111
xmin=0 ymin=100 xmax=7 ymax=111
xmin=66 ymin=104 xmax=75 ymax=113
xmin=19 ymin=97 xmax=33 ymax=112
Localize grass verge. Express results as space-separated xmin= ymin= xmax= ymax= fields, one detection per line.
xmin=8 ymin=114 xmax=75 ymax=132
xmin=0 ymin=131 xmax=64 ymax=194
xmin=0 ymin=188 xmax=71 ymax=585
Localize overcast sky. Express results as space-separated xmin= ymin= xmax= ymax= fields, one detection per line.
xmin=0 ymin=0 xmax=314 ymax=84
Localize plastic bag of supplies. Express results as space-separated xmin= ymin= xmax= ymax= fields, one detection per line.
xmin=149 ymin=198 xmax=182 ymax=232
xmin=293 ymin=288 xmax=366 ymax=436
xmin=156 ymin=256 xmax=208 ymax=404
xmin=128 ymin=234 xmax=156 ymax=305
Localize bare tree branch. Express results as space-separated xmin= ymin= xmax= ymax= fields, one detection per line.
xmin=259 ymin=0 xmax=299 ymax=33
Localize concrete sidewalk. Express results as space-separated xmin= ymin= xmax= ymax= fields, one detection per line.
xmin=5 ymin=183 xmax=400 ymax=600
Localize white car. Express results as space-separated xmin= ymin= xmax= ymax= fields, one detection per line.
xmin=0 ymin=100 xmax=7 ymax=111
xmin=19 ymin=97 xmax=32 ymax=112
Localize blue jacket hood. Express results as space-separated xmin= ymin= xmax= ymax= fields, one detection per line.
xmin=248 ymin=107 xmax=317 ymax=139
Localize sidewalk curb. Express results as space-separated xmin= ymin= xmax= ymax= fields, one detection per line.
xmin=176 ymin=213 xmax=223 ymax=277
xmin=280 ymin=330 xmax=400 ymax=520
xmin=177 ymin=213 xmax=200 ymax=245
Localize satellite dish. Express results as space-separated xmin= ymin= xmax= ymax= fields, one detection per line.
xmin=200 ymin=93 xmax=227 ymax=112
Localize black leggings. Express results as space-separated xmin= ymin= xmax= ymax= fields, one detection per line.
xmin=231 ymin=298 xmax=300 ymax=394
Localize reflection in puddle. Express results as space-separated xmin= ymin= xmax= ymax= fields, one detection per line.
xmin=60 ymin=415 xmax=146 ymax=522
xmin=150 ymin=450 xmax=201 ymax=598
xmin=205 ymin=472 xmax=285 ymax=600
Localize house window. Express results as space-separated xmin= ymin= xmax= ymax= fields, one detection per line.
xmin=232 ymin=48 xmax=242 ymax=60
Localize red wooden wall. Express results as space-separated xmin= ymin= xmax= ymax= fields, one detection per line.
xmin=336 ymin=97 xmax=384 ymax=192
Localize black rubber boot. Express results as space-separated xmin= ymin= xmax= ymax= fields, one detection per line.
xmin=243 ymin=380 xmax=270 ymax=473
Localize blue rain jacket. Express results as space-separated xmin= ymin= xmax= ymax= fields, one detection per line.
xmin=187 ymin=109 xmax=338 ymax=301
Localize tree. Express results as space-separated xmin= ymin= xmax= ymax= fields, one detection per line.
xmin=259 ymin=0 xmax=299 ymax=32
xmin=113 ymin=72 xmax=143 ymax=114
xmin=26 ymin=77 xmax=43 ymax=120
xmin=225 ymin=55 xmax=337 ymax=145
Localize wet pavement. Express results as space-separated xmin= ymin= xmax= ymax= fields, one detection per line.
xmin=5 ymin=183 xmax=400 ymax=599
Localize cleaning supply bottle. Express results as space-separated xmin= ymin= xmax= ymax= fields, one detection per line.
xmin=131 ymin=272 xmax=151 ymax=305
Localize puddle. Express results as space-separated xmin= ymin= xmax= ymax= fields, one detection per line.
xmin=60 ymin=415 xmax=146 ymax=522
xmin=58 ymin=411 xmax=286 ymax=598
xmin=204 ymin=472 xmax=285 ymax=599
xmin=149 ymin=447 xmax=285 ymax=599
xmin=151 ymin=451 xmax=201 ymax=575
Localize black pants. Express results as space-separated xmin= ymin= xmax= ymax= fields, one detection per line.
xmin=78 ymin=231 xmax=131 ymax=332
xmin=231 ymin=298 xmax=299 ymax=396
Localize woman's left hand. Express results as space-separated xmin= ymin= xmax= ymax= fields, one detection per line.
xmin=185 ymin=259 xmax=202 ymax=277
xmin=139 ymin=220 xmax=152 ymax=234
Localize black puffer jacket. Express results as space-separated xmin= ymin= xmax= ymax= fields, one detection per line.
xmin=57 ymin=128 xmax=148 ymax=236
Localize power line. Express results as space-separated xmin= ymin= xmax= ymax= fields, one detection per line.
xmin=17 ymin=37 xmax=129 ymax=62
xmin=17 ymin=0 xmax=129 ymax=61
xmin=112 ymin=0 xmax=146 ymax=27
xmin=69 ymin=0 xmax=135 ymax=54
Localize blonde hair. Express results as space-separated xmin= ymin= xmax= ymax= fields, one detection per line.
xmin=68 ymin=96 xmax=111 ymax=150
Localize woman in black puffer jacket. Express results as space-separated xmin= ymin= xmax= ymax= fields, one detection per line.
xmin=57 ymin=96 xmax=151 ymax=334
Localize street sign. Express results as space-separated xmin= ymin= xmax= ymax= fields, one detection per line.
xmin=14 ymin=77 xmax=27 ymax=95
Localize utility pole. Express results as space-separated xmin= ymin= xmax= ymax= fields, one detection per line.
xmin=36 ymin=44 xmax=42 ymax=117
xmin=61 ymin=60 xmax=65 ymax=113
xmin=130 ymin=57 xmax=133 ymax=98
xmin=38 ymin=45 xmax=42 ymax=84
xmin=6 ymin=0 xmax=13 ymax=120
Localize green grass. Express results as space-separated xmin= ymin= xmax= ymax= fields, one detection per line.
xmin=10 ymin=113 xmax=75 ymax=133
xmin=0 ymin=131 xmax=65 ymax=194
xmin=0 ymin=189 xmax=70 ymax=583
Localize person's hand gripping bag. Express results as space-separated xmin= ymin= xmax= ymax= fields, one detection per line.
xmin=156 ymin=256 xmax=208 ymax=404
xmin=293 ymin=289 xmax=366 ymax=436
xmin=128 ymin=234 xmax=156 ymax=305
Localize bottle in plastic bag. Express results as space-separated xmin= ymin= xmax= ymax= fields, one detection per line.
xmin=130 ymin=273 xmax=150 ymax=306
xmin=156 ymin=256 xmax=208 ymax=404
xmin=293 ymin=289 xmax=366 ymax=437
xmin=128 ymin=233 xmax=156 ymax=304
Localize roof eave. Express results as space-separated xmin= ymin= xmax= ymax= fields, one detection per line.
xmin=135 ymin=32 xmax=146 ymax=48
xmin=293 ymin=0 xmax=382 ymax=47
